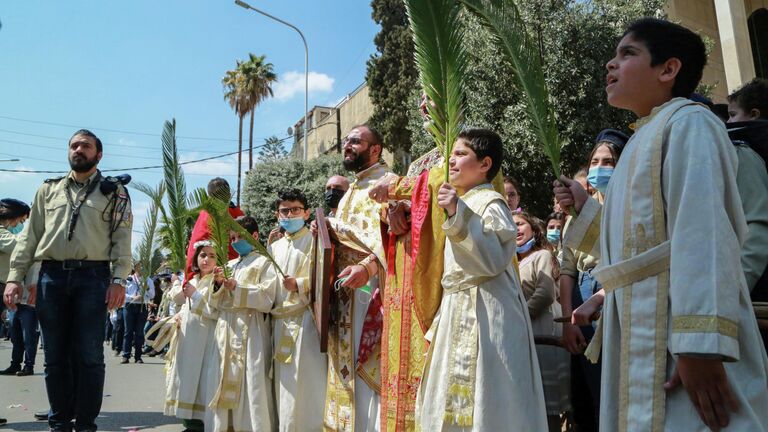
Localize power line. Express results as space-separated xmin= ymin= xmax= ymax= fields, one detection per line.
xmin=0 ymin=115 xmax=280 ymax=143
xmin=0 ymin=138 xmax=163 ymax=161
xmin=0 ymin=127 xmax=228 ymax=154
xmin=0 ymin=136 xmax=292 ymax=174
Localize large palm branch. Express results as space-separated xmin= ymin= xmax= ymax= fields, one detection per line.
xmin=160 ymin=119 xmax=191 ymax=272
xmin=188 ymin=188 xmax=284 ymax=278
xmin=404 ymin=0 xmax=468 ymax=182
xmin=458 ymin=0 xmax=564 ymax=178
xmin=132 ymin=181 xmax=166 ymax=295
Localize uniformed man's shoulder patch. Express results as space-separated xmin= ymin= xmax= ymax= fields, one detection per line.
xmin=43 ymin=176 xmax=65 ymax=184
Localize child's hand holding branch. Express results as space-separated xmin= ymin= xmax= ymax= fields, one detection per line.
xmin=283 ymin=275 xmax=299 ymax=293
xmin=437 ymin=183 xmax=459 ymax=217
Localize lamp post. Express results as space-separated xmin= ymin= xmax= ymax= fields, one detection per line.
xmin=235 ymin=0 xmax=309 ymax=161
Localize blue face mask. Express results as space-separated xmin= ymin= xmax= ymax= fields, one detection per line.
xmin=587 ymin=166 xmax=614 ymax=194
xmin=546 ymin=229 xmax=561 ymax=244
xmin=231 ymin=239 xmax=255 ymax=257
xmin=517 ymin=238 xmax=535 ymax=254
xmin=8 ymin=223 xmax=23 ymax=235
xmin=279 ymin=217 xmax=306 ymax=234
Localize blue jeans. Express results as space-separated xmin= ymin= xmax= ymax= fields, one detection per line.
xmin=10 ymin=304 xmax=40 ymax=368
xmin=37 ymin=261 xmax=110 ymax=432
xmin=122 ymin=303 xmax=147 ymax=359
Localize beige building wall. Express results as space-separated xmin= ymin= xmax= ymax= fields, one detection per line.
xmin=292 ymin=83 xmax=393 ymax=165
xmin=668 ymin=0 xmax=762 ymax=102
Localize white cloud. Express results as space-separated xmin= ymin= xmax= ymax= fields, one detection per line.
xmin=273 ymin=71 xmax=335 ymax=101
xmin=180 ymin=152 xmax=240 ymax=177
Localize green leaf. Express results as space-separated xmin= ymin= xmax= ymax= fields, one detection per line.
xmin=160 ymin=119 xmax=192 ymax=272
xmin=458 ymin=0 xmax=564 ymax=179
xmin=189 ymin=188 xmax=285 ymax=277
xmin=404 ymin=0 xmax=468 ymax=181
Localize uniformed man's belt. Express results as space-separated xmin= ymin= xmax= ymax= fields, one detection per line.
xmin=42 ymin=260 xmax=109 ymax=270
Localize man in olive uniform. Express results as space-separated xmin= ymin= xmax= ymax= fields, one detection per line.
xmin=3 ymin=129 xmax=132 ymax=432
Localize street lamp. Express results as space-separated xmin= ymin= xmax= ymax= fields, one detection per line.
xmin=235 ymin=0 xmax=309 ymax=161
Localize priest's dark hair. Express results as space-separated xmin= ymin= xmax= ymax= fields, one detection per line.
xmin=207 ymin=177 xmax=232 ymax=202
xmin=623 ymin=18 xmax=706 ymax=98
xmin=457 ymin=128 xmax=504 ymax=181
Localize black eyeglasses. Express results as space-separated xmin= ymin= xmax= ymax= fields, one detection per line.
xmin=278 ymin=206 xmax=306 ymax=216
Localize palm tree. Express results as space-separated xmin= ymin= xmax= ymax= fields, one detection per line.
xmin=240 ymin=54 xmax=277 ymax=170
xmin=222 ymin=64 xmax=249 ymax=206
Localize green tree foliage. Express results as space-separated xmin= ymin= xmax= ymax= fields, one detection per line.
xmin=258 ymin=135 xmax=288 ymax=163
xmin=241 ymin=154 xmax=348 ymax=238
xmin=407 ymin=0 xmax=665 ymax=218
xmin=366 ymin=0 xmax=418 ymax=157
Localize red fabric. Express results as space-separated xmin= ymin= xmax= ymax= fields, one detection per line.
xmin=357 ymin=286 xmax=384 ymax=366
xmin=184 ymin=206 xmax=245 ymax=282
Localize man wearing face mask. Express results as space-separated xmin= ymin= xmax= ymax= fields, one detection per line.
xmin=324 ymin=124 xmax=392 ymax=431
xmin=4 ymin=129 xmax=132 ymax=432
xmin=324 ymin=175 xmax=350 ymax=217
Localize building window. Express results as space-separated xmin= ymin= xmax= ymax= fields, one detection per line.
xmin=749 ymin=8 xmax=768 ymax=78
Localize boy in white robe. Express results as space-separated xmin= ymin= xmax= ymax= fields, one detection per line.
xmin=554 ymin=18 xmax=768 ymax=432
xmin=206 ymin=216 xmax=277 ymax=431
xmin=269 ymin=188 xmax=328 ymax=432
xmin=416 ymin=128 xmax=547 ymax=431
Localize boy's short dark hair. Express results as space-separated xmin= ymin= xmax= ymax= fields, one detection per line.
xmin=235 ymin=215 xmax=259 ymax=235
xmin=728 ymin=78 xmax=768 ymax=120
xmin=70 ymin=129 xmax=103 ymax=153
xmin=274 ymin=188 xmax=309 ymax=211
xmin=457 ymin=128 xmax=504 ymax=181
xmin=207 ymin=178 xmax=231 ymax=202
xmin=624 ymin=18 xmax=706 ymax=98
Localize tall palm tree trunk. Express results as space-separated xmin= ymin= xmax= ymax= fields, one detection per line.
xmin=237 ymin=114 xmax=243 ymax=206
xmin=248 ymin=110 xmax=255 ymax=170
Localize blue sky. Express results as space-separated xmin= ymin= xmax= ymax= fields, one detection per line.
xmin=0 ymin=0 xmax=379 ymax=251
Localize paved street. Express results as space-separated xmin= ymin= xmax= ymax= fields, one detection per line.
xmin=0 ymin=341 xmax=179 ymax=431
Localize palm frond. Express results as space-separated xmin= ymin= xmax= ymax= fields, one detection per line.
xmin=131 ymin=182 xmax=166 ymax=294
xmin=161 ymin=119 xmax=190 ymax=272
xmin=188 ymin=188 xmax=285 ymax=277
xmin=459 ymin=0 xmax=564 ymax=178
xmin=404 ymin=0 xmax=468 ymax=180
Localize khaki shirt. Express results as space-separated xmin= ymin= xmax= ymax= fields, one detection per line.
xmin=0 ymin=226 xmax=17 ymax=283
xmin=8 ymin=170 xmax=133 ymax=282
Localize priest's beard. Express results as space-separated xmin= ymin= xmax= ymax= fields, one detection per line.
xmin=69 ymin=153 xmax=99 ymax=173
xmin=343 ymin=147 xmax=372 ymax=172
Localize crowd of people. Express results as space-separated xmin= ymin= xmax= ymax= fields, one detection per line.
xmin=1 ymin=16 xmax=767 ymax=432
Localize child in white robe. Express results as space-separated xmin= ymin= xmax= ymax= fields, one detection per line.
xmin=556 ymin=18 xmax=768 ymax=432
xmin=205 ymin=216 xmax=277 ymax=431
xmin=164 ymin=241 xmax=227 ymax=432
xmin=416 ymin=128 xmax=547 ymax=431
xmin=269 ymin=188 xmax=328 ymax=432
